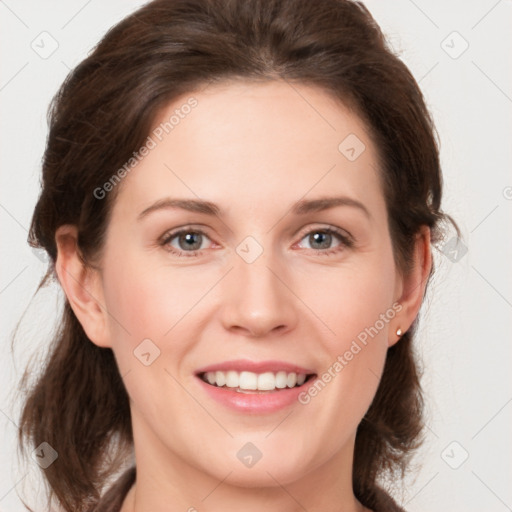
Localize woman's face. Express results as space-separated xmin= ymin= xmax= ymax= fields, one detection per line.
xmin=81 ymin=80 xmax=410 ymax=490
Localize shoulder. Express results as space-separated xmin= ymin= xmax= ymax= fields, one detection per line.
xmin=90 ymin=466 xmax=136 ymax=512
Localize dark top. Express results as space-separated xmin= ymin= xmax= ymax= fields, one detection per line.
xmin=93 ymin=466 xmax=406 ymax=512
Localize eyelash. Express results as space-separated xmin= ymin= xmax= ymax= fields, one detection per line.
xmin=159 ymin=225 xmax=354 ymax=258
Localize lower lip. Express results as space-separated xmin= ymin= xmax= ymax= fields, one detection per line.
xmin=196 ymin=376 xmax=316 ymax=413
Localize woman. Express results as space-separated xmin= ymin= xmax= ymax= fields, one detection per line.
xmin=18 ymin=0 xmax=457 ymax=510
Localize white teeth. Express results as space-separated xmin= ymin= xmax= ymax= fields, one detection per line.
xmin=215 ymin=371 xmax=226 ymax=387
xmin=202 ymin=370 xmax=310 ymax=391
xmin=225 ymin=371 xmax=239 ymax=388
xmin=257 ymin=372 xmax=276 ymax=391
xmin=239 ymin=371 xmax=258 ymax=390
xmin=275 ymin=371 xmax=288 ymax=389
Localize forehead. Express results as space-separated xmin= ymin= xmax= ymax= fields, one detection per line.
xmin=111 ymin=79 xmax=385 ymax=222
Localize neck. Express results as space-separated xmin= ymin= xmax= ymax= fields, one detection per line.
xmin=121 ymin=412 xmax=371 ymax=512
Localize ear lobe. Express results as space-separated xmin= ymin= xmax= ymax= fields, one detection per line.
xmin=389 ymin=225 xmax=432 ymax=347
xmin=54 ymin=225 xmax=111 ymax=348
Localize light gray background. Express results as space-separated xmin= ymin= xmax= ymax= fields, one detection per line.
xmin=1 ymin=1 xmax=511 ymax=511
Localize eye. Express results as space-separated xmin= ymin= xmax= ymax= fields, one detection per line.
xmin=160 ymin=227 xmax=213 ymax=257
xmin=159 ymin=225 xmax=354 ymax=258
xmin=295 ymin=227 xmax=354 ymax=255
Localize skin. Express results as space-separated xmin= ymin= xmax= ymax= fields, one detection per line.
xmin=55 ymin=80 xmax=431 ymax=512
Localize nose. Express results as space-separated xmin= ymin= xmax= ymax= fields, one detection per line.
xmin=220 ymin=250 xmax=299 ymax=338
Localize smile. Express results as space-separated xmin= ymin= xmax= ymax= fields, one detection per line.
xmin=194 ymin=359 xmax=318 ymax=412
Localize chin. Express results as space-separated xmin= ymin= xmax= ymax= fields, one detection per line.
xmin=199 ymin=442 xmax=316 ymax=488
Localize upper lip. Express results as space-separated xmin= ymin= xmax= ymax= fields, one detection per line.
xmin=195 ymin=359 xmax=316 ymax=376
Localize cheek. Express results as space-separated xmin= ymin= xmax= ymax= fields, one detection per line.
xmin=297 ymin=248 xmax=396 ymax=431
xmin=101 ymin=255 xmax=202 ymax=345
xmin=310 ymin=250 xmax=397 ymax=354
xmin=98 ymin=256 xmax=202 ymax=415
xmin=98 ymin=252 xmax=221 ymax=395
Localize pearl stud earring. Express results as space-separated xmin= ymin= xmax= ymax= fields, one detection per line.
xmin=396 ymin=328 xmax=403 ymax=337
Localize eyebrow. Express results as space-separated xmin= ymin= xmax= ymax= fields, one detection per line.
xmin=137 ymin=196 xmax=371 ymax=221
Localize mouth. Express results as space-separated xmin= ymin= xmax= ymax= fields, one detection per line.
xmin=197 ymin=370 xmax=317 ymax=394
xmin=194 ymin=360 xmax=318 ymax=413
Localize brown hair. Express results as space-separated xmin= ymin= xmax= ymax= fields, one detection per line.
xmin=17 ymin=0 xmax=457 ymax=510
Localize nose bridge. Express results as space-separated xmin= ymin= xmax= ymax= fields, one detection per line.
xmin=220 ymin=241 xmax=298 ymax=336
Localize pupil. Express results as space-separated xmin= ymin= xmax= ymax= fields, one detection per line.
xmin=311 ymin=232 xmax=331 ymax=249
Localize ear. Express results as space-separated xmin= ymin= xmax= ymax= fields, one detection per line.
xmin=390 ymin=225 xmax=432 ymax=347
xmin=54 ymin=225 xmax=111 ymax=348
